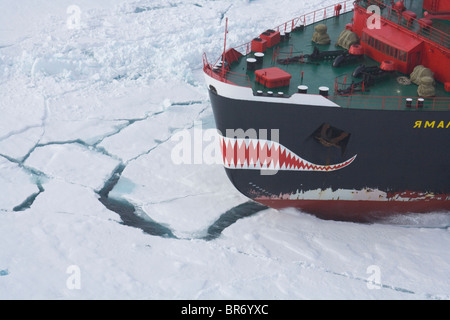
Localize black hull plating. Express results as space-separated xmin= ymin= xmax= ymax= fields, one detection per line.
xmin=209 ymin=90 xmax=450 ymax=220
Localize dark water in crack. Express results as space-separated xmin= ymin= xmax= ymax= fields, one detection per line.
xmin=97 ymin=164 xmax=268 ymax=240
xmin=13 ymin=183 xmax=44 ymax=212
xmin=98 ymin=164 xmax=176 ymax=238
xmin=202 ymin=201 xmax=268 ymax=241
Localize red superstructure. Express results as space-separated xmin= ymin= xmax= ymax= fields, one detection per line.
xmin=423 ymin=0 xmax=450 ymax=13
xmin=351 ymin=0 xmax=450 ymax=86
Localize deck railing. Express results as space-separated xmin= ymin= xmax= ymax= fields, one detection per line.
xmin=232 ymin=0 xmax=354 ymax=57
xmin=330 ymin=95 xmax=450 ymax=111
xmin=203 ymin=1 xmax=354 ymax=86
xmin=203 ymin=52 xmax=252 ymax=87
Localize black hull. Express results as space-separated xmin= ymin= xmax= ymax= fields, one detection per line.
xmin=209 ymin=90 xmax=450 ymax=221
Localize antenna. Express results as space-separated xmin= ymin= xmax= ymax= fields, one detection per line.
xmin=222 ymin=17 xmax=228 ymax=79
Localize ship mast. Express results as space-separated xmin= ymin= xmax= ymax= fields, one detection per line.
xmin=222 ymin=17 xmax=228 ymax=79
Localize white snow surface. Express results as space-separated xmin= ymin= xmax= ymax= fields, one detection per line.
xmin=1 ymin=0 xmax=449 ymax=300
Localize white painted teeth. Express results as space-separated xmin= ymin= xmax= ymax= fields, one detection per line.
xmin=219 ymin=135 xmax=356 ymax=172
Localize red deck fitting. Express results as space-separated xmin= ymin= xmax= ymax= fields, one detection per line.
xmin=418 ymin=18 xmax=433 ymax=30
xmin=402 ymin=10 xmax=417 ymax=26
xmin=255 ymin=67 xmax=292 ymax=88
xmin=251 ymin=38 xmax=268 ymax=53
xmin=380 ymin=60 xmax=396 ymax=71
xmin=260 ymin=30 xmax=281 ymax=48
xmin=349 ymin=44 xmax=364 ymax=55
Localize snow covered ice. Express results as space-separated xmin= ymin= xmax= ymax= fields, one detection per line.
xmin=1 ymin=0 xmax=450 ymax=300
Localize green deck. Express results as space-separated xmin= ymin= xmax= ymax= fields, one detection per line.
xmin=227 ymin=9 xmax=450 ymax=111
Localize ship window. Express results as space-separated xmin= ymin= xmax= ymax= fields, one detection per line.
xmin=399 ymin=50 xmax=407 ymax=62
xmin=391 ymin=47 xmax=397 ymax=58
xmin=386 ymin=44 xmax=392 ymax=56
xmin=362 ymin=32 xmax=368 ymax=43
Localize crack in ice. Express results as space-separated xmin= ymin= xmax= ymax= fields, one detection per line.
xmin=13 ymin=183 xmax=44 ymax=212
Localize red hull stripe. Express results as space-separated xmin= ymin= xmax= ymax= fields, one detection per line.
xmin=256 ymin=198 xmax=450 ymax=221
